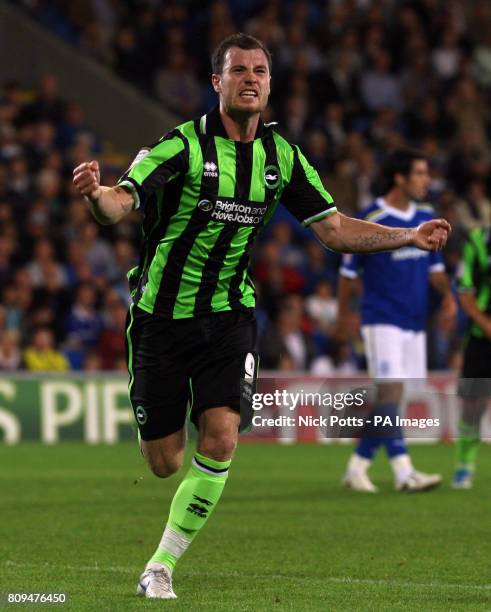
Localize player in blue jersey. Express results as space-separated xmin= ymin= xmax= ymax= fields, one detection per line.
xmin=337 ymin=149 xmax=457 ymax=492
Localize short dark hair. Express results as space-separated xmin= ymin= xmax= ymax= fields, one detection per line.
xmin=211 ymin=33 xmax=272 ymax=75
xmin=382 ymin=148 xmax=427 ymax=191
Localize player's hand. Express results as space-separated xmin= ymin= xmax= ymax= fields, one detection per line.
xmin=410 ymin=219 xmax=451 ymax=251
xmin=73 ymin=160 xmax=102 ymax=202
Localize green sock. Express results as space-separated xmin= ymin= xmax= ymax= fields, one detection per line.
xmin=456 ymin=419 xmax=480 ymax=471
xmin=150 ymin=452 xmax=231 ymax=571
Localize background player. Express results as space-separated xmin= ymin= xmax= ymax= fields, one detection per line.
xmin=338 ymin=149 xmax=456 ymax=493
xmin=453 ymin=227 xmax=491 ymax=488
xmin=73 ymin=36 xmax=450 ymax=598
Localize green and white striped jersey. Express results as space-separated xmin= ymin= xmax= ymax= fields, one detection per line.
xmin=118 ymin=105 xmax=336 ymax=318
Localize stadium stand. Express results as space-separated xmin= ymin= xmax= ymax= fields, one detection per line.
xmin=2 ymin=0 xmax=491 ymax=371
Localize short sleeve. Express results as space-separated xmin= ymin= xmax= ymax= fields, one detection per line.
xmin=118 ymin=130 xmax=189 ymax=209
xmin=280 ymin=146 xmax=337 ymax=227
xmin=339 ymin=252 xmax=363 ymax=278
xmin=429 ymin=249 xmax=445 ymax=273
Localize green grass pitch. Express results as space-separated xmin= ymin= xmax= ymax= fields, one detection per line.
xmin=1 ymin=442 xmax=490 ymax=611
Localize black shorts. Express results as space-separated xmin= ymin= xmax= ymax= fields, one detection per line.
xmin=125 ymin=306 xmax=258 ymax=440
xmin=458 ymin=335 xmax=491 ymax=398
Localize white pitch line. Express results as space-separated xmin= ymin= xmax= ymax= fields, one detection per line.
xmin=4 ymin=560 xmax=491 ymax=592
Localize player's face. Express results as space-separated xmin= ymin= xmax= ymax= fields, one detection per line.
xmin=212 ymin=47 xmax=271 ymax=116
xmin=404 ymin=160 xmax=430 ymax=200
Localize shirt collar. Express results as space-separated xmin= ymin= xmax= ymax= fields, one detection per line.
xmin=376 ymin=197 xmax=417 ymax=222
xmin=199 ymin=105 xmax=273 ymax=140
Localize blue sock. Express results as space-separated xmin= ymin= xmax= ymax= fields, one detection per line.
xmin=383 ymin=436 xmax=408 ymax=458
xmin=374 ymin=403 xmax=408 ymax=458
xmin=356 ymin=437 xmax=383 ymax=460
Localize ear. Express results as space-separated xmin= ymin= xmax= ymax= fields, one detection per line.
xmin=211 ymin=73 xmax=221 ymax=93
xmin=395 ymin=172 xmax=405 ymax=187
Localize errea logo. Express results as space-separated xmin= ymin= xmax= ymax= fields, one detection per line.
xmin=204 ymin=161 xmax=218 ymax=177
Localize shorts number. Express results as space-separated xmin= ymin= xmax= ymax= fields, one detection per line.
xmin=244 ymin=353 xmax=255 ymax=381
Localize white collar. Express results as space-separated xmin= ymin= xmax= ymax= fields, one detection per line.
xmin=376 ymin=197 xmax=416 ymax=222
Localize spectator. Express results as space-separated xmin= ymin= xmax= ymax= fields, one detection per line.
xmin=254 ymin=240 xmax=305 ymax=315
xmin=78 ymin=222 xmax=117 ymax=280
xmin=312 ymin=103 xmax=346 ymax=150
xmin=8 ymin=1 xmax=491 ymax=373
xmin=472 ymin=25 xmax=491 ymax=87
xmin=310 ymin=340 xmax=359 ymax=376
xmin=305 ymin=280 xmax=338 ymax=333
xmin=98 ymin=300 xmax=127 ymax=370
xmin=65 ymin=283 xmax=103 ymax=351
xmin=432 ymin=27 xmax=462 ymax=81
xmin=56 ymin=101 xmax=100 ymax=153
xmin=155 ymin=51 xmax=202 ymax=119
xmin=23 ymin=327 xmax=69 ymax=372
xmin=260 ymin=297 xmax=316 ymax=370
xmin=26 ymin=237 xmax=68 ymax=289
xmin=19 ymin=74 xmax=64 ymax=125
xmin=448 ymin=78 xmax=487 ymax=147
xmin=0 ymin=329 xmax=22 ymax=370
xmin=455 ymin=181 xmax=491 ymax=232
xmin=360 ymin=49 xmax=403 ymax=112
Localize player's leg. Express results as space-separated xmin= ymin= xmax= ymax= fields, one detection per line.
xmin=453 ymin=397 xmax=486 ymax=489
xmin=141 ymin=311 xmax=257 ymax=596
xmin=389 ymin=330 xmax=441 ymax=492
xmin=344 ymin=324 xmax=404 ymax=492
xmin=126 ymin=305 xmax=192 ymax=599
xmin=148 ymin=407 xmax=239 ymax=570
xmin=453 ymin=336 xmax=490 ymax=489
xmin=140 ymin=430 xmax=187 ymax=478
xmin=136 ymin=431 xmax=188 ymax=600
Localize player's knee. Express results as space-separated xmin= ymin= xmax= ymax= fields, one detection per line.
xmin=146 ymin=454 xmax=182 ymax=478
xmin=199 ymin=433 xmax=237 ymax=461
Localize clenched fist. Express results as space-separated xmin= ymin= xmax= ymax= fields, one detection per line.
xmin=410 ymin=218 xmax=451 ymax=251
xmin=73 ymin=160 xmax=102 ymax=202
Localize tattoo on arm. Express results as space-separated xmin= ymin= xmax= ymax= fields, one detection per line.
xmin=351 ymin=228 xmax=411 ymax=252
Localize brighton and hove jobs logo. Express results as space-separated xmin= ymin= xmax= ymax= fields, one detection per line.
xmin=197 ymin=198 xmax=267 ymax=225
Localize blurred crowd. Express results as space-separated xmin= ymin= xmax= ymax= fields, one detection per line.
xmin=2 ymin=0 xmax=491 ymax=372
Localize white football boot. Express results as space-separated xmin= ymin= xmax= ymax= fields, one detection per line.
xmin=137 ymin=562 xmax=177 ymax=599
xmin=343 ymin=470 xmax=379 ymax=493
xmin=396 ymin=470 xmax=442 ymax=492
xmin=343 ymin=454 xmax=378 ymax=492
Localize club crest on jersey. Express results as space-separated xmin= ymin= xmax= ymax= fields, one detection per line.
xmin=204 ymin=161 xmax=218 ymax=177
xmin=264 ymin=165 xmax=280 ymax=189
xmin=198 ymin=199 xmax=214 ymax=212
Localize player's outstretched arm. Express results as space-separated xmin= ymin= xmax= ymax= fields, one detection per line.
xmin=73 ymin=160 xmax=134 ymax=225
xmin=311 ymin=212 xmax=450 ymax=254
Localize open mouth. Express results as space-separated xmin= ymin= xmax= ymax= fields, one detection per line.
xmin=239 ymin=90 xmax=258 ymax=98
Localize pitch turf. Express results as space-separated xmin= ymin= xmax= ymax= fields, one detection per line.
xmin=1 ymin=442 xmax=490 ymax=611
